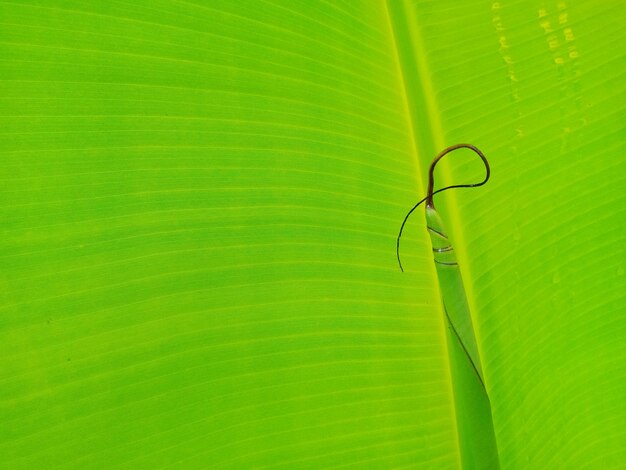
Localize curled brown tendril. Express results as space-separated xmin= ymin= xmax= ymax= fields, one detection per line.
xmin=396 ymin=144 xmax=490 ymax=272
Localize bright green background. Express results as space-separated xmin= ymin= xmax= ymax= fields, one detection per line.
xmin=1 ymin=1 xmax=624 ymax=468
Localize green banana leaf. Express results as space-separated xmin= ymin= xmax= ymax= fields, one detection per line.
xmin=1 ymin=1 xmax=624 ymax=468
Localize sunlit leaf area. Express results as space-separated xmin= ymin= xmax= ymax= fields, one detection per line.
xmin=1 ymin=1 xmax=624 ymax=468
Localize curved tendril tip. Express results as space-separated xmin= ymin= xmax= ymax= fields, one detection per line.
xmin=396 ymin=144 xmax=490 ymax=272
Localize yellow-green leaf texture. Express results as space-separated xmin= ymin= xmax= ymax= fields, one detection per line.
xmin=1 ymin=1 xmax=624 ymax=468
